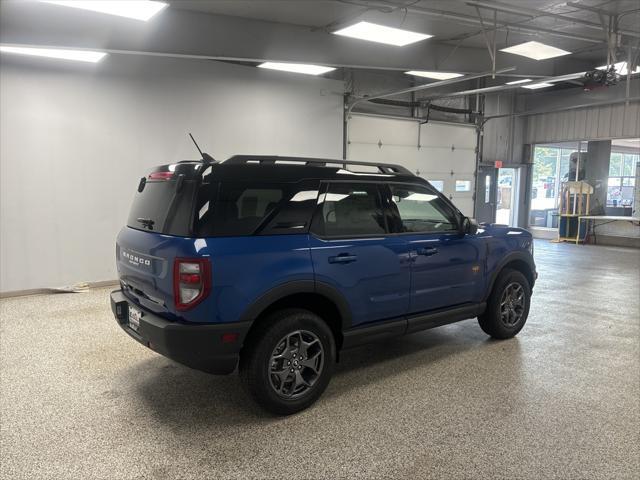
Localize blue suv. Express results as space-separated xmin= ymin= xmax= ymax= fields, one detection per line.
xmin=110 ymin=155 xmax=536 ymax=414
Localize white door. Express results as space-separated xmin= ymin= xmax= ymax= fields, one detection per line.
xmin=347 ymin=114 xmax=477 ymax=216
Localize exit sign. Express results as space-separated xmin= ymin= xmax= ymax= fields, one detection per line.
xmin=494 ymin=161 xmax=503 ymax=168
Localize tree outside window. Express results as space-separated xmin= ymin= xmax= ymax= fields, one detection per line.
xmin=607 ymin=152 xmax=638 ymax=207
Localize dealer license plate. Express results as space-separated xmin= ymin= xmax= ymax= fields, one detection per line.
xmin=128 ymin=305 xmax=142 ymax=332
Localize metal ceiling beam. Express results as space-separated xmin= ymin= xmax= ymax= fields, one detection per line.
xmin=566 ymin=2 xmax=625 ymax=17
xmin=348 ymin=66 xmax=515 ymax=113
xmin=466 ymin=0 xmax=640 ymax=39
xmin=337 ymin=0 xmax=603 ymax=43
xmin=346 ymin=97 xmax=640 ymax=126
xmin=416 ymin=71 xmax=594 ymax=102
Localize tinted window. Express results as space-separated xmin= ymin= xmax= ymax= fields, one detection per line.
xmin=388 ymin=184 xmax=459 ymax=233
xmin=260 ymin=186 xmax=320 ymax=235
xmin=126 ymin=176 xmax=196 ymax=236
xmin=312 ymin=183 xmax=386 ymax=237
xmin=196 ymin=181 xmax=319 ymax=237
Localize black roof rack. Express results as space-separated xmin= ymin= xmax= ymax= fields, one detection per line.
xmin=224 ymin=155 xmax=414 ymax=176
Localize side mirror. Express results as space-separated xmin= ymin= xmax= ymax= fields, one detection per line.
xmin=462 ymin=217 xmax=478 ymax=235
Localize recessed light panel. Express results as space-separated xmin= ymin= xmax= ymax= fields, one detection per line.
xmin=333 ymin=21 xmax=432 ymax=47
xmin=0 ymin=46 xmax=107 ymax=63
xmin=521 ymin=82 xmax=554 ymax=90
xmin=500 ymin=41 xmax=571 ymax=60
xmin=258 ymin=62 xmax=336 ymax=76
xmin=405 ymin=71 xmax=464 ymax=80
xmin=596 ymin=61 xmax=640 ymax=76
xmin=41 ymin=1 xmax=168 ymax=21
xmin=505 ymin=78 xmax=532 ymax=85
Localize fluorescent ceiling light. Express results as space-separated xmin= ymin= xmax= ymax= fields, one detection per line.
xmin=596 ymin=61 xmax=640 ymax=76
xmin=41 ymin=1 xmax=168 ymax=21
xmin=333 ymin=21 xmax=432 ymax=47
xmin=500 ymin=41 xmax=571 ymax=60
xmin=258 ymin=62 xmax=336 ymax=75
xmin=0 ymin=46 xmax=107 ymax=63
xmin=405 ymin=71 xmax=463 ymax=80
xmin=505 ymin=78 xmax=532 ymax=85
xmin=521 ymin=82 xmax=554 ymax=90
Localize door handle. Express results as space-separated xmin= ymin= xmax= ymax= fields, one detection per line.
xmin=328 ymin=253 xmax=358 ymax=264
xmin=417 ymin=247 xmax=438 ymax=257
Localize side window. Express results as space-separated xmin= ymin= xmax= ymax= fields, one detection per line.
xmin=237 ymin=188 xmax=283 ymax=219
xmin=196 ymin=181 xmax=320 ymax=237
xmin=389 ymin=184 xmax=459 ymax=233
xmin=260 ymin=182 xmax=320 ymax=235
xmin=197 ymin=182 xmax=285 ymax=236
xmin=312 ymin=183 xmax=386 ymax=237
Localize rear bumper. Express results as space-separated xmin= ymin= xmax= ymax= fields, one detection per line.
xmin=110 ymin=290 xmax=251 ymax=375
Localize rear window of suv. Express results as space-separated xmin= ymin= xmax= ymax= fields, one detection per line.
xmin=126 ymin=173 xmax=197 ymax=236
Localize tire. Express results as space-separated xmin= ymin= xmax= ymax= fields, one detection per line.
xmin=239 ymin=308 xmax=336 ymax=415
xmin=478 ymin=268 xmax=531 ymax=339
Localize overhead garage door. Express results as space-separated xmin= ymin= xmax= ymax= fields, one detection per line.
xmin=347 ymin=114 xmax=477 ymax=216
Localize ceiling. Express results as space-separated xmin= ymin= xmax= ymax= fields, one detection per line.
xmin=170 ymin=0 xmax=640 ymax=60
xmin=1 ymin=0 xmax=639 ymax=97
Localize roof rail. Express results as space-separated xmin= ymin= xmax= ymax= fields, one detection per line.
xmin=224 ymin=155 xmax=414 ymax=176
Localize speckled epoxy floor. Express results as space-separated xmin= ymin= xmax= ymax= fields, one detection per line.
xmin=1 ymin=240 xmax=639 ymax=479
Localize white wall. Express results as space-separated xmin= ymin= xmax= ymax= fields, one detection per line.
xmin=0 ymin=54 xmax=344 ymax=292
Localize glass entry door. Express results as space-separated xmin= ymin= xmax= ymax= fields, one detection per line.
xmin=497 ymin=168 xmax=519 ymax=226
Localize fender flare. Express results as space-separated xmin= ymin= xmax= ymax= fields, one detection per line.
xmin=484 ymin=251 xmax=536 ymax=301
xmin=238 ymin=280 xmax=352 ymax=331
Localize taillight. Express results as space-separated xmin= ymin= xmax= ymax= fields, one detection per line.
xmin=148 ymin=171 xmax=174 ymax=180
xmin=173 ymin=258 xmax=211 ymax=311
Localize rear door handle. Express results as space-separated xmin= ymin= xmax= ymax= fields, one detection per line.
xmin=417 ymin=247 xmax=439 ymax=257
xmin=328 ymin=253 xmax=358 ymax=264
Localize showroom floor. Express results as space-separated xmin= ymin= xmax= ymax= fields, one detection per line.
xmin=1 ymin=240 xmax=638 ymax=480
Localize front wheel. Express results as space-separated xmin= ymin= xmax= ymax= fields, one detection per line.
xmin=478 ymin=268 xmax=531 ymax=339
xmin=239 ymin=309 xmax=335 ymax=415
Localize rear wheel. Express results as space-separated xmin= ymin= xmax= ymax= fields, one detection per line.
xmin=478 ymin=268 xmax=531 ymax=339
xmin=239 ymin=309 xmax=335 ymax=415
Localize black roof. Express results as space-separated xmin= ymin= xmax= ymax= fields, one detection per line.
xmin=225 ymin=155 xmax=412 ymax=175
xmin=157 ymin=155 xmax=421 ymax=184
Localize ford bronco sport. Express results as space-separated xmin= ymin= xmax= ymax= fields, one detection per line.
xmin=110 ymin=155 xmax=536 ymax=415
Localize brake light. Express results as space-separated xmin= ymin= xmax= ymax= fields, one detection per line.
xmin=173 ymin=258 xmax=211 ymax=311
xmin=148 ymin=171 xmax=174 ymax=180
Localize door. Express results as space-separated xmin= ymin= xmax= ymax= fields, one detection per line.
xmin=475 ymin=165 xmax=498 ymax=224
xmin=496 ymin=167 xmax=520 ymax=226
xmin=348 ymin=115 xmax=477 ymax=216
xmin=309 ymin=182 xmax=412 ymax=327
xmin=384 ymin=183 xmax=483 ymax=313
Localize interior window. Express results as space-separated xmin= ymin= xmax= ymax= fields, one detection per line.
xmin=607 ymin=150 xmax=639 ymax=207
xmin=389 ymin=185 xmax=459 ymax=233
xmin=428 ymin=180 xmax=444 ymax=192
xmin=312 ymin=183 xmax=386 ymax=236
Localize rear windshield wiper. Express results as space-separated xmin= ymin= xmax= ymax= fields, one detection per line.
xmin=136 ymin=218 xmax=155 ymax=230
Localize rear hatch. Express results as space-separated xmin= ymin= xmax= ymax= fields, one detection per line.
xmin=116 ymin=162 xmax=205 ymax=318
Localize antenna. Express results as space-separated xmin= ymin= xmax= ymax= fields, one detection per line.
xmin=189 ymin=133 xmax=204 ymax=157
xmin=188 ymin=133 xmax=215 ymax=164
